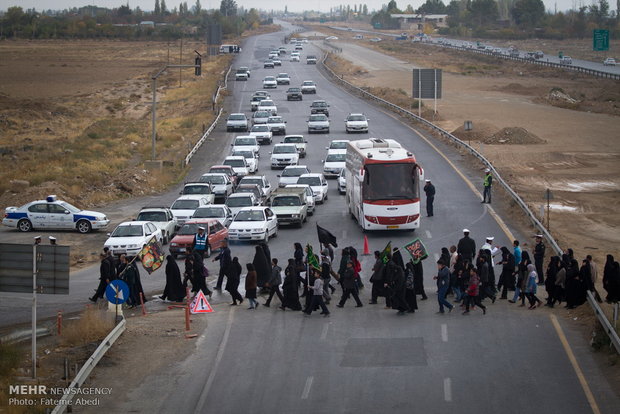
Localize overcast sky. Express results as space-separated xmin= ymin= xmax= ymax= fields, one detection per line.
xmin=0 ymin=0 xmax=615 ymax=14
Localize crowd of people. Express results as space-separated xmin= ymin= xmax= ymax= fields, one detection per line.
xmin=89 ymin=247 xmax=148 ymax=307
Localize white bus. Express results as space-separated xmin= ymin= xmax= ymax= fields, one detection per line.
xmin=345 ymin=138 xmax=424 ymax=231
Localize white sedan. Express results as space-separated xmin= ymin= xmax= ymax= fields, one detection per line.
xmin=307 ymin=114 xmax=330 ymax=134
xmin=231 ymin=149 xmax=259 ymax=173
xmin=103 ymin=221 xmax=163 ymax=256
xmin=322 ymin=150 xmax=346 ymax=177
xmin=227 ymin=207 xmax=278 ymax=243
xmin=345 ymin=113 xmax=369 ymax=133
xmin=301 ymin=80 xmax=317 ymax=94
xmin=2 ymin=195 xmax=109 ymax=233
xmin=257 ymin=99 xmax=277 ymax=115
xmin=170 ymin=195 xmax=211 ymax=226
xmin=263 ymin=76 xmax=277 ymax=89
xmin=249 ymin=124 xmax=273 ymax=145
xmin=297 ymin=173 xmax=329 ymax=203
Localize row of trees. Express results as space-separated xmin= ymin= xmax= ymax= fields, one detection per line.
xmin=370 ymin=0 xmax=619 ymax=38
xmin=0 ymin=0 xmax=267 ymax=40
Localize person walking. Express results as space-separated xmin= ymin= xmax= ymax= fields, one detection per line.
xmin=434 ymin=259 xmax=453 ymax=313
xmin=549 ymin=257 xmax=567 ymax=307
xmin=212 ymin=240 xmax=232 ymax=290
xmin=404 ymin=261 xmax=418 ymax=313
xmin=586 ymin=255 xmax=602 ymax=302
xmin=369 ymin=251 xmax=384 ymax=304
xmin=413 ymin=257 xmax=428 ymax=300
xmin=253 ymin=245 xmax=271 ymax=292
xmin=182 ymin=247 xmax=194 ymax=289
xmin=388 ymin=260 xmax=409 ymax=315
xmin=476 ymin=250 xmax=496 ymax=303
xmin=497 ymin=247 xmax=515 ymax=299
xmin=544 ymin=256 xmax=561 ymax=307
xmin=245 ymin=263 xmax=258 ymax=309
xmin=457 ymin=229 xmax=476 ymax=264
xmin=424 ymin=179 xmax=435 ymax=217
xmin=226 ymin=257 xmax=244 ymax=306
xmin=525 ymin=264 xmax=543 ymax=309
xmin=281 ymin=258 xmax=303 ymax=311
xmin=304 ymin=270 xmax=330 ymax=316
xmin=603 ymin=255 xmax=620 ymax=303
xmin=481 ymin=168 xmax=492 ymax=203
xmin=337 ymin=261 xmax=364 ymax=308
xmin=191 ymin=226 xmax=208 ymax=258
xmin=192 ymin=250 xmax=212 ymax=298
xmin=463 ymin=266 xmax=486 ymax=315
xmin=513 ymin=240 xmax=522 ymax=270
xmin=89 ymin=252 xmax=114 ymax=302
xmin=533 ymin=235 xmax=546 ymax=285
xmin=161 ymin=255 xmax=185 ymax=302
xmin=510 ymin=251 xmax=531 ymax=305
xmin=264 ymin=258 xmax=284 ymax=307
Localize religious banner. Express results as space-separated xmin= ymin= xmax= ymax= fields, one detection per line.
xmin=379 ymin=241 xmax=392 ymax=264
xmin=306 ymin=244 xmax=321 ymax=271
xmin=403 ymin=238 xmax=428 ymax=265
xmin=138 ymin=236 xmax=165 ymax=274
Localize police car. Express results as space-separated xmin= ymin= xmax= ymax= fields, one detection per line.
xmin=2 ymin=195 xmax=110 ymax=233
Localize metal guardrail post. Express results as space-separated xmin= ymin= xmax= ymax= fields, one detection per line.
xmin=587 ymin=291 xmax=620 ymax=353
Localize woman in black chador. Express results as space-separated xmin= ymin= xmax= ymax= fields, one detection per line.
xmin=281 ymin=259 xmax=303 ymax=311
xmin=253 ymin=245 xmax=271 ymax=291
xmin=226 ymin=257 xmax=244 ymax=305
xmin=161 ymin=255 xmax=185 ymax=302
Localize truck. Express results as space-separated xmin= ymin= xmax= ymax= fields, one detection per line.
xmin=268 ymin=187 xmax=308 ymax=227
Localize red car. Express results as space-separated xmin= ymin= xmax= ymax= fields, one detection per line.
xmin=209 ymin=165 xmax=239 ymax=188
xmin=169 ymin=219 xmax=229 ymax=259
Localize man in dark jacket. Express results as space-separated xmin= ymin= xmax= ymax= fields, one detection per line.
xmin=457 ymin=229 xmax=476 ymax=263
xmin=424 ymin=179 xmax=436 ymax=217
xmin=264 ymin=258 xmax=284 ymax=307
xmin=534 ymin=235 xmax=546 ymax=285
xmin=212 ymin=240 xmax=232 ymax=290
xmin=434 ymin=259 xmax=453 ymax=313
xmin=89 ymin=252 xmax=114 ymax=302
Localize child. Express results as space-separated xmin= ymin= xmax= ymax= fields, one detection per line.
xmin=463 ymin=266 xmax=486 ymax=315
xmin=304 ymin=269 xmax=330 ymax=317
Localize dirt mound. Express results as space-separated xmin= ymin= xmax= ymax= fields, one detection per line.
xmin=451 ymin=121 xmax=498 ymax=143
xmin=484 ymin=127 xmax=546 ymax=145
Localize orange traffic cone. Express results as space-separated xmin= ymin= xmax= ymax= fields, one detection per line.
xmin=362 ymin=235 xmax=370 ymax=255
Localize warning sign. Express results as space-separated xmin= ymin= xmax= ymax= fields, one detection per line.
xmin=190 ymin=291 xmax=213 ymax=314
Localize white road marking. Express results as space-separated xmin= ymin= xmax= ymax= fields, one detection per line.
xmin=301 ymin=376 xmax=314 ymax=399
xmin=441 ymin=324 xmax=448 ymax=342
xmin=425 ymin=230 xmax=432 ymax=238
xmin=443 ymin=378 xmax=452 ymax=402
xmin=320 ymin=323 xmax=329 ymax=340
xmin=194 ymin=307 xmax=235 ymax=413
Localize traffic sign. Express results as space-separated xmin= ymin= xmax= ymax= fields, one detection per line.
xmin=106 ymin=280 xmax=130 ymax=305
xmin=593 ymin=29 xmax=609 ymax=51
xmin=190 ymin=291 xmax=213 ymax=314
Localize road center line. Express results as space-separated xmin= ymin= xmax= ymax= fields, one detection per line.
xmin=425 ymin=230 xmax=432 ymax=238
xmin=441 ymin=324 xmax=448 ymax=342
xmin=320 ymin=323 xmax=329 ymax=340
xmin=443 ymin=378 xmax=452 ymax=402
xmin=301 ymin=376 xmax=314 ymax=400
xmin=549 ymin=314 xmax=601 ymax=414
xmin=194 ymin=307 xmax=235 ymax=413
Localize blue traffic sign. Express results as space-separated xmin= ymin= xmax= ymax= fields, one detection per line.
xmin=105 ymin=279 xmax=130 ymax=305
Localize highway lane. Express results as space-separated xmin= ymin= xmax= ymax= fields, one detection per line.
xmin=83 ymin=23 xmax=620 ymax=414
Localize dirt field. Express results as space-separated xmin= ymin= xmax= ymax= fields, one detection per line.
xmin=306 ymin=25 xmax=620 ymax=269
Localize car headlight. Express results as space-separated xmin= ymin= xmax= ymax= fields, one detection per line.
xmin=128 ymin=244 xmax=138 ymax=248
xmin=292 ymin=214 xmax=300 ymax=218
xmin=170 ymin=243 xmax=177 ymax=247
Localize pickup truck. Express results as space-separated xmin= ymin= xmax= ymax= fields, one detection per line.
xmin=269 ymin=187 xmax=308 ymax=227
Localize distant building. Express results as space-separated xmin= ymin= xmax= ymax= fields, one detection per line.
xmin=390 ymin=14 xmax=448 ymax=30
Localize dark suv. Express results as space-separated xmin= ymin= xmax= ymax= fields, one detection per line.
xmin=287 ymin=87 xmax=303 ymax=101
xmin=310 ymin=100 xmax=329 ymax=117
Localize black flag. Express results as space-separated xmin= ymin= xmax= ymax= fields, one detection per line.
xmin=317 ymin=224 xmax=338 ymax=248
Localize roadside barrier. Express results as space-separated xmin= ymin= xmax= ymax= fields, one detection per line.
xmin=51 ymin=317 xmax=126 ymax=414
xmin=319 ymin=51 xmax=619 ymax=350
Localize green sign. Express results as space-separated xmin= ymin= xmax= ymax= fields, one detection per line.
xmin=373 ymin=22 xmax=381 ymax=29
xmin=593 ymin=29 xmax=609 ymax=51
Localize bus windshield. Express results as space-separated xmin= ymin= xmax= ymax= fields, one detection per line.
xmin=363 ymin=163 xmax=419 ymax=201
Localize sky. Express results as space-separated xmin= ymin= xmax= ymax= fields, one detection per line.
xmin=0 ymin=0 xmax=616 ymax=14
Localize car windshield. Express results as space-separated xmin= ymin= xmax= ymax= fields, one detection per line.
xmin=252 ymin=96 xmax=266 ymax=102
xmin=171 ymin=200 xmax=199 ymax=210
xmin=274 ymin=146 xmax=296 ymax=154
xmin=224 ymin=159 xmax=245 ymax=167
xmin=348 ymin=115 xmax=366 ymax=121
xmin=272 ymin=196 xmax=301 ymax=207
xmin=251 ymin=125 xmax=269 ymax=132
xmin=200 ymin=175 xmax=225 ymax=184
xmin=259 ymin=101 xmax=274 ymax=107
xmin=235 ymin=138 xmax=255 ymax=146
xmin=236 ymin=187 xmax=259 ymax=196
xmin=268 ymin=118 xmax=283 ymax=123
xmin=254 ymin=111 xmax=269 ymax=118
xmin=277 ymin=74 xmax=288 ymax=78
xmin=137 ymin=211 xmax=167 ymax=222
xmin=264 ymin=77 xmax=275 ymax=81
xmin=312 ymin=102 xmax=327 ymax=107
xmin=297 ymin=177 xmax=320 ymax=186
xmin=59 ymin=202 xmax=81 ymax=213
xmin=233 ymin=151 xmax=253 ymax=159
xmin=303 ymin=81 xmax=314 ymax=86
xmin=209 ymin=168 xmax=230 ymax=175
xmin=234 ymin=210 xmax=265 ymax=221
xmin=330 ymin=142 xmax=347 ymax=149
xmin=288 ymin=88 xmax=300 ymax=92
xmin=236 ymin=69 xmax=247 ymax=74
xmin=178 ymin=223 xmax=201 ymax=235
xmin=282 ymin=167 xmax=307 ymax=177
xmin=111 ymin=225 xmax=144 ymax=237
xmin=309 ymin=115 xmax=327 ymax=121
xmin=226 ymin=197 xmax=252 ymax=207
xmin=284 ymin=136 xmax=303 ymax=144
xmin=363 ymin=163 xmax=420 ymax=201
xmin=183 ymin=185 xmax=212 ymax=195
xmin=326 ymin=153 xmax=346 ymax=162
xmin=241 ymin=178 xmax=263 ymax=187
xmin=229 ymin=114 xmax=245 ymax=120
xmin=193 ymin=207 xmax=224 ymax=218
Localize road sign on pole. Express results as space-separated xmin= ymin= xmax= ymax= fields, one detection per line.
xmin=190 ymin=291 xmax=213 ymax=314
xmin=106 ymin=280 xmax=130 ymax=305
xmin=593 ymin=29 xmax=609 ymax=51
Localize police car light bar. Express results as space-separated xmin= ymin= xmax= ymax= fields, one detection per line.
xmin=46 ymin=195 xmax=57 ymax=202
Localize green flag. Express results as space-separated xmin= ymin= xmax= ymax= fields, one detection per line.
xmin=403 ymin=238 xmax=428 ymax=265
xmin=306 ymin=244 xmax=321 ymax=271
xmin=379 ymin=241 xmax=392 ymax=264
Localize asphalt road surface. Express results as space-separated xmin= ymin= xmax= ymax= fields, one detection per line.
xmin=79 ymin=22 xmax=619 ymax=414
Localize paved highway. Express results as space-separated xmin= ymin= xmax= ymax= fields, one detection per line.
xmin=80 ymin=22 xmax=619 ymax=414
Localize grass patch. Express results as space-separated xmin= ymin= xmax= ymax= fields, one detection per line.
xmin=61 ymin=306 xmax=115 ymax=347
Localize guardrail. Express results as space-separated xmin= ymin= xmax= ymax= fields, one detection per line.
xmin=437 ymin=43 xmax=620 ymax=80
xmin=323 ymin=40 xmax=342 ymax=54
xmin=320 ymin=50 xmax=620 ymax=350
xmin=51 ymin=317 xmax=127 ymax=414
xmin=587 ymin=291 xmax=620 ymax=353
